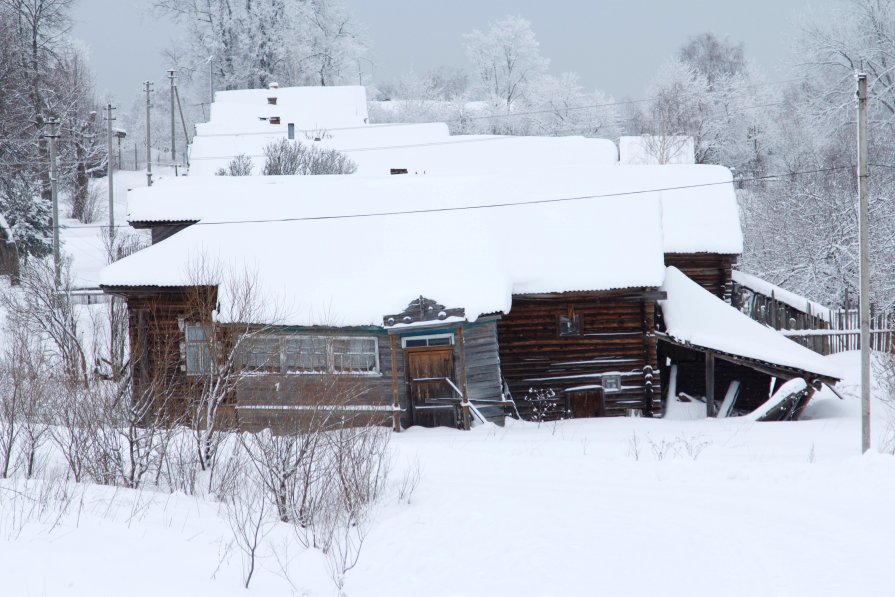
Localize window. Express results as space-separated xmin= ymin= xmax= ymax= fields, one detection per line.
xmin=603 ymin=374 xmax=621 ymax=393
xmin=332 ymin=337 xmax=378 ymax=373
xmin=242 ymin=336 xmax=280 ymax=372
xmin=401 ymin=334 xmax=454 ymax=349
xmin=184 ymin=323 xmax=211 ymax=375
xmin=559 ymin=314 xmax=581 ymax=337
xmin=284 ymin=336 xmax=327 ymax=373
xmin=238 ymin=334 xmax=379 ymax=375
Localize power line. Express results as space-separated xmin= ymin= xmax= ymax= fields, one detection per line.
xmin=193 ymin=76 xmax=809 ymax=138
xmin=51 ymin=165 xmax=853 ymax=232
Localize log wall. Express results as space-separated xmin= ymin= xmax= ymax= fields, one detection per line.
xmin=497 ymin=292 xmax=662 ymax=418
xmin=665 ymin=253 xmax=737 ymax=301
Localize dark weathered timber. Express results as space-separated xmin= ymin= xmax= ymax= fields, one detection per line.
xmin=497 ymin=290 xmax=662 ymax=419
xmin=383 ymin=296 xmax=465 ymax=327
xmin=665 ymin=253 xmax=737 ymax=301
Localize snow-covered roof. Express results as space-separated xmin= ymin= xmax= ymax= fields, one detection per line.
xmin=102 ymin=173 xmax=667 ymax=326
xmin=732 ymin=270 xmax=832 ymax=321
xmin=196 ymin=85 xmax=369 ymax=136
xmin=660 ymin=267 xmax=841 ymax=379
xmin=619 ymin=136 xmax=696 ymax=165
xmin=188 ymin=128 xmax=618 ymax=177
xmin=131 ymin=164 xmax=741 ymax=255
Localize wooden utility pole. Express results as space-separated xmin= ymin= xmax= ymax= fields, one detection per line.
xmin=144 ymin=81 xmax=153 ymax=187
xmin=105 ymin=104 xmax=116 ymax=230
xmin=168 ymin=69 xmax=176 ymax=165
xmin=45 ymin=118 xmax=61 ymax=288
xmin=857 ymin=72 xmax=871 ymax=453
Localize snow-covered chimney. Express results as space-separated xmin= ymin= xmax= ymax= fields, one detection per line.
xmin=269 ymin=82 xmax=279 ymax=89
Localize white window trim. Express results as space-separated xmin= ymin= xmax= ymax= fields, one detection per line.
xmin=240 ymin=333 xmax=381 ymax=376
xmin=602 ymin=373 xmax=622 ymax=393
xmin=184 ymin=322 xmax=212 ymax=376
xmin=401 ymin=333 xmax=455 ymax=349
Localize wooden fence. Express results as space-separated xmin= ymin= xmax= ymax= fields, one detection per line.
xmin=781 ymin=308 xmax=895 ymax=355
xmin=732 ymin=281 xmax=894 ymax=355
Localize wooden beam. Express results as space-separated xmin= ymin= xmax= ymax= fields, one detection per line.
xmin=705 ymin=352 xmax=715 ymax=417
xmin=390 ymin=334 xmax=401 ymax=432
xmin=457 ymin=324 xmax=471 ymax=430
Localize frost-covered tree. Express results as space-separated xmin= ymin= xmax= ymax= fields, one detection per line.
xmin=463 ymin=15 xmax=549 ymax=114
xmin=155 ymin=0 xmax=367 ymax=91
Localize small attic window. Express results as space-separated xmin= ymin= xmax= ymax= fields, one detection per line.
xmin=603 ymin=374 xmax=621 ymax=393
xmin=269 ymin=116 xmax=281 ymax=125
xmin=559 ymin=313 xmax=581 ymax=337
xmin=390 ymin=168 xmax=408 ymax=175
xmin=267 ymin=96 xmax=277 ymax=105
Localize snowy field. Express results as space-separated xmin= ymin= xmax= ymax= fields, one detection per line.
xmin=1 ymin=351 xmax=894 ymax=597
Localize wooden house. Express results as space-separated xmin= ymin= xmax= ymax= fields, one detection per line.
xmin=103 ymin=167 xmax=837 ymax=430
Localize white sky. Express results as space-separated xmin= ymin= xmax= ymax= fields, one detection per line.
xmin=72 ymin=0 xmax=836 ymax=103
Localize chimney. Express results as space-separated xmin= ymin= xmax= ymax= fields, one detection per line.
xmin=269 ymin=82 xmax=279 ymax=89
xmin=390 ymin=168 xmax=408 ymax=175
xmin=267 ymin=96 xmax=277 ymax=105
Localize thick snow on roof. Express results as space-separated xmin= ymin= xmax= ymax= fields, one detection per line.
xmin=188 ymin=129 xmax=617 ymax=177
xmin=619 ymin=136 xmax=695 ymax=165
xmin=732 ymin=270 xmax=832 ymax=321
xmin=130 ymin=164 xmax=740 ymax=255
xmin=660 ymin=267 xmax=841 ymax=379
xmin=196 ymin=85 xmax=369 ymax=136
xmin=188 ymin=122 xmax=451 ymax=176
xmin=103 ymin=173 xmax=667 ymax=326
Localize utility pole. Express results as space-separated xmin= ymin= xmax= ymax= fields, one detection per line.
xmin=856 ymin=72 xmax=871 ymax=454
xmin=208 ymin=56 xmax=214 ymax=105
xmin=45 ymin=118 xmax=61 ymax=288
xmin=144 ymin=80 xmax=153 ymax=187
xmin=168 ymin=69 xmax=176 ymax=164
xmin=105 ymin=103 xmax=116 ymax=231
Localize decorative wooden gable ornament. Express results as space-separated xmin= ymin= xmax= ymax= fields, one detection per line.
xmin=383 ymin=296 xmax=465 ymax=327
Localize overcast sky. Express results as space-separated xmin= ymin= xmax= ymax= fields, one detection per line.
xmin=72 ymin=0 xmax=834 ymax=103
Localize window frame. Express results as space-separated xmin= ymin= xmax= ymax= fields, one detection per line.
xmin=400 ymin=333 xmax=455 ymax=349
xmin=238 ymin=333 xmax=380 ymax=376
xmin=184 ymin=322 xmax=212 ymax=376
xmin=602 ymin=374 xmax=622 ymax=393
xmin=558 ymin=312 xmax=582 ymax=337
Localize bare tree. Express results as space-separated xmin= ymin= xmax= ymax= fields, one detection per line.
xmin=463 ymin=15 xmax=549 ymax=113
xmin=215 ymin=153 xmax=254 ymax=176
xmin=261 ymin=138 xmax=356 ymax=176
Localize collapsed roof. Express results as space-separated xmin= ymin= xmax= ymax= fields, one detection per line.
xmin=660 ymin=267 xmax=841 ymax=381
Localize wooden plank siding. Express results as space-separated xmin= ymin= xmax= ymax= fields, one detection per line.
xmin=664 ymin=253 xmax=737 ymax=301
xmin=497 ymin=291 xmax=662 ymax=419
xmin=113 ymin=287 xmax=510 ymax=431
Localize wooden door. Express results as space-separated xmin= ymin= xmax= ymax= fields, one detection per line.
xmin=406 ymin=346 xmax=456 ymax=426
xmin=569 ymin=390 xmax=604 ymax=418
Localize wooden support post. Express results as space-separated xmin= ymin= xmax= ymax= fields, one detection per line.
xmin=457 ymin=325 xmax=471 ymax=430
xmin=641 ymin=301 xmax=657 ymax=417
xmin=390 ymin=334 xmax=401 ymax=432
xmin=705 ymin=352 xmax=715 ymax=417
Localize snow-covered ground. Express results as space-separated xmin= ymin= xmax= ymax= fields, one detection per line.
xmin=59 ymin=168 xmax=168 ymax=288
xmin=1 ymin=351 xmax=894 ymax=596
